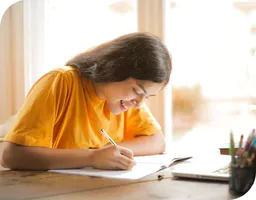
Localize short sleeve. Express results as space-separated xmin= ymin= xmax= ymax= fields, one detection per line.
xmin=123 ymin=104 xmax=161 ymax=140
xmin=4 ymin=71 xmax=69 ymax=148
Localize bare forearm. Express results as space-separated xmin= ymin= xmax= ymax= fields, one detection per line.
xmin=0 ymin=142 xmax=93 ymax=170
xmin=118 ymin=131 xmax=166 ymax=156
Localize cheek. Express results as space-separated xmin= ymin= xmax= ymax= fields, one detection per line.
xmin=108 ymin=90 xmax=135 ymax=102
xmin=104 ymin=90 xmax=119 ymax=102
xmin=119 ymin=92 xmax=136 ymax=101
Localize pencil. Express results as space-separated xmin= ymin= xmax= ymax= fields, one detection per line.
xmin=100 ymin=129 xmax=117 ymax=146
xmin=229 ymin=131 xmax=235 ymax=189
xmin=230 ymin=131 xmax=235 ymax=165
xmin=237 ymin=134 xmax=244 ymax=165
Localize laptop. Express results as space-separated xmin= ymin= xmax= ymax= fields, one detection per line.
xmin=171 ymin=155 xmax=231 ymax=181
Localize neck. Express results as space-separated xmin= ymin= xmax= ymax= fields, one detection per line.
xmin=92 ymin=81 xmax=106 ymax=100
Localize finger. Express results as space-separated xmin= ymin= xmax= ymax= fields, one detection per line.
xmin=118 ymin=154 xmax=136 ymax=168
xmin=117 ymin=159 xmax=135 ymax=170
xmin=112 ymin=160 xmax=130 ymax=170
xmin=118 ymin=146 xmax=134 ymax=159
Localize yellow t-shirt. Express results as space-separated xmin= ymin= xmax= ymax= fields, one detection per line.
xmin=4 ymin=66 xmax=161 ymax=149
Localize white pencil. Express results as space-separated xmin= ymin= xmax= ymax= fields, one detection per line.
xmin=100 ymin=129 xmax=117 ymax=146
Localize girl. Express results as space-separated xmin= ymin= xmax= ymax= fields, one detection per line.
xmin=0 ymin=32 xmax=172 ymax=171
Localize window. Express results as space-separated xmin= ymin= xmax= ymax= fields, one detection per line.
xmin=165 ymin=0 xmax=256 ymax=152
xmin=44 ymin=0 xmax=137 ymax=71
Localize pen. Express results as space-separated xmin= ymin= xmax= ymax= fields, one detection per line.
xmin=100 ymin=129 xmax=117 ymax=146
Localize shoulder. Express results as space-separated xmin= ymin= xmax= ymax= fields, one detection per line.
xmin=27 ymin=66 xmax=80 ymax=95
xmin=39 ymin=66 xmax=82 ymax=87
xmin=50 ymin=66 xmax=80 ymax=80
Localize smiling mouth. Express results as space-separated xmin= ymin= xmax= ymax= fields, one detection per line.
xmin=120 ymin=100 xmax=128 ymax=111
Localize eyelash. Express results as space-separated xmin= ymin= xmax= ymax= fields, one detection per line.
xmin=133 ymin=88 xmax=149 ymax=100
xmin=133 ymin=88 xmax=140 ymax=96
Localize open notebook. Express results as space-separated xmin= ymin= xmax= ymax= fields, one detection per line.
xmin=49 ymin=154 xmax=192 ymax=180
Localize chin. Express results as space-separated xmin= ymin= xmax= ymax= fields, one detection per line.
xmin=109 ymin=107 xmax=123 ymax=115
xmin=107 ymin=102 xmax=123 ymax=115
xmin=110 ymin=110 xmax=122 ymax=115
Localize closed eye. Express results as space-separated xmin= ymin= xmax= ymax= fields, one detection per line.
xmin=133 ymin=88 xmax=140 ymax=96
xmin=133 ymin=88 xmax=152 ymax=100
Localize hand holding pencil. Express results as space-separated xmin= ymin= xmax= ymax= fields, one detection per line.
xmin=89 ymin=129 xmax=136 ymax=170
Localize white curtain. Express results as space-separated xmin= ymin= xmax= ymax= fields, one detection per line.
xmin=0 ymin=1 xmax=24 ymax=123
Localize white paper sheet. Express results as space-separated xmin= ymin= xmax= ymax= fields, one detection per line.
xmin=49 ymin=154 xmax=191 ymax=180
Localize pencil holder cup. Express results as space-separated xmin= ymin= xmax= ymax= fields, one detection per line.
xmin=229 ymin=165 xmax=256 ymax=195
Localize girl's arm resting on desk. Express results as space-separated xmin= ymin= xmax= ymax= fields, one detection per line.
xmin=0 ymin=142 xmax=135 ymax=170
xmin=118 ymin=131 xmax=166 ymax=156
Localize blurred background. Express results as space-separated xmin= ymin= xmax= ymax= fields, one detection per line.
xmin=0 ymin=0 xmax=256 ymax=154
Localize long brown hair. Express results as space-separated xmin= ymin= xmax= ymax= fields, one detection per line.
xmin=66 ymin=32 xmax=172 ymax=83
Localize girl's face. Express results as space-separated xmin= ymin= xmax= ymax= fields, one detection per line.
xmin=93 ymin=78 xmax=164 ymax=115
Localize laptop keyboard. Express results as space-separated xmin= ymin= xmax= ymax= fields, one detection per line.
xmin=213 ymin=164 xmax=230 ymax=174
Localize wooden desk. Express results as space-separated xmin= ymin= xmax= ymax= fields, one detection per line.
xmin=0 ymin=167 xmax=238 ymax=200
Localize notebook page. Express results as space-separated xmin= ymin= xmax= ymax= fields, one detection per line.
xmin=49 ymin=162 xmax=162 ymax=180
xmin=49 ymin=154 xmax=191 ymax=180
xmin=49 ymin=154 xmax=174 ymax=180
